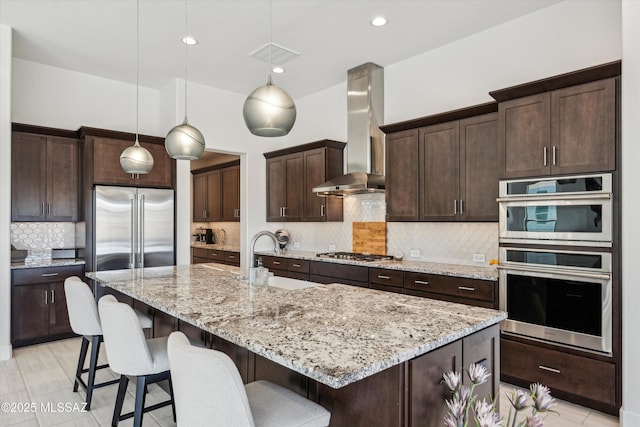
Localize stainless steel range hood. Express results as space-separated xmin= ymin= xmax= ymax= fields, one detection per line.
xmin=313 ymin=63 xmax=384 ymax=196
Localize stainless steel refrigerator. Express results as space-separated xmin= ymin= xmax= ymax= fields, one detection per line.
xmin=94 ymin=185 xmax=174 ymax=271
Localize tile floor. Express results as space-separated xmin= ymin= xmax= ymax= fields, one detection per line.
xmin=0 ymin=337 xmax=620 ymax=426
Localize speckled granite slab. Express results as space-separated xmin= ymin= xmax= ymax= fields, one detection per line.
xmin=87 ymin=264 xmax=505 ymax=389
xmin=11 ymin=259 xmax=85 ymax=270
xmin=255 ymin=250 xmax=499 ymax=281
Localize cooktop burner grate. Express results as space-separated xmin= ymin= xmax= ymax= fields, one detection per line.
xmin=315 ymin=252 xmax=393 ymax=262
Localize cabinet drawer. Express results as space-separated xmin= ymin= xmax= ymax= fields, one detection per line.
xmin=261 ymin=256 xmax=287 ymax=271
xmin=13 ymin=265 xmax=84 ymax=286
xmin=192 ymin=257 xmax=210 ymax=264
xmin=310 ymin=261 xmax=368 ymax=283
xmin=369 ymin=268 xmax=403 ymax=288
xmin=404 ymin=272 xmax=494 ymax=302
xmin=192 ymin=247 xmax=208 ymax=258
xmin=224 ymin=251 xmax=240 ymax=266
xmin=287 ymin=259 xmax=309 ymax=273
xmin=501 ymin=338 xmax=616 ymax=406
xmin=208 ymin=250 xmax=224 ymax=261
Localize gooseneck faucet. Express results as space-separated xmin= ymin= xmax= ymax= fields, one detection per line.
xmin=249 ymin=231 xmax=281 ymax=268
xmin=219 ymin=228 xmax=227 ymax=247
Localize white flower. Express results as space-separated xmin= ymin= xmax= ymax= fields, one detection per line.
xmin=530 ymin=383 xmax=556 ymax=412
xmin=508 ymin=389 xmax=529 ymax=411
xmin=443 ymin=412 xmax=458 ymax=427
xmin=446 ymin=396 xmax=466 ymax=420
xmin=443 ymin=371 xmax=462 ymax=392
xmin=526 ymin=414 xmax=544 ymax=427
xmin=468 ymin=363 xmax=491 ymax=385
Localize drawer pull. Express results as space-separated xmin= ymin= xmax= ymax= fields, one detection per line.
xmin=210 ymin=253 xmax=218 ymax=257
xmin=272 ymin=261 xmax=281 ymax=265
xmin=228 ymin=255 xmax=235 ymax=259
xmin=292 ymin=264 xmax=301 ymax=268
xmin=458 ymin=286 xmax=475 ymax=292
xmin=414 ymin=280 xmax=430 ymax=285
xmin=538 ymin=365 xmax=561 ymax=374
xmin=378 ymin=275 xmax=390 ymax=280
xmin=41 ymin=273 xmax=59 ymax=277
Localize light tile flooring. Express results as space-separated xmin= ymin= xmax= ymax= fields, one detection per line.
xmin=0 ymin=337 xmax=620 ymax=427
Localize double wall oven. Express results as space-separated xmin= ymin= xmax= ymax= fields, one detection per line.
xmin=497 ymin=173 xmax=613 ymax=354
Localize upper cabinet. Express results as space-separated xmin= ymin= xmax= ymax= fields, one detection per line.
xmin=79 ymin=127 xmax=175 ymax=189
xmin=491 ymin=62 xmax=619 ymax=179
xmin=192 ymin=161 xmax=240 ymax=223
xmin=264 ymin=140 xmax=345 ymax=223
xmin=382 ymin=104 xmax=499 ymax=222
xmin=11 ymin=125 xmax=80 ymax=222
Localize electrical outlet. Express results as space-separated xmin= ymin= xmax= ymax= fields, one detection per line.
xmin=293 ymin=241 xmax=300 ymax=249
xmin=410 ymin=249 xmax=420 ymax=258
xmin=328 ymin=244 xmax=336 ymax=252
xmin=473 ymin=253 xmax=486 ymax=263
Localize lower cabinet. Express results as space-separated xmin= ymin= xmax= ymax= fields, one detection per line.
xmin=501 ymin=336 xmax=617 ymax=414
xmin=191 ymin=247 xmax=240 ymax=267
xmin=11 ymin=264 xmax=83 ymax=346
xmin=259 ymin=255 xmax=310 ymax=280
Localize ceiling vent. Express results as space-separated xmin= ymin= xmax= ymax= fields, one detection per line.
xmin=249 ymin=42 xmax=300 ymax=65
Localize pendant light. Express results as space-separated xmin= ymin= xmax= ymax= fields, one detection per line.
xmin=242 ymin=0 xmax=296 ymax=137
xmin=120 ymin=0 xmax=154 ymax=175
xmin=165 ymin=0 xmax=205 ymax=160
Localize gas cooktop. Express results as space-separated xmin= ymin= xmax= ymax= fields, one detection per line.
xmin=315 ymin=252 xmax=393 ymax=262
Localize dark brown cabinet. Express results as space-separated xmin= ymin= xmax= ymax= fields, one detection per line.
xmin=499 ymin=78 xmax=616 ymax=178
xmin=383 ymin=106 xmax=499 ymax=222
xmin=192 ymin=161 xmax=240 ymax=223
xmin=265 ymin=140 xmax=345 ymax=222
xmin=191 ymin=247 xmax=240 ymax=267
xmin=79 ymin=126 xmax=175 ymax=190
xmin=11 ymin=130 xmax=79 ymax=222
xmin=404 ymin=271 xmax=497 ymax=309
xmin=11 ymin=264 xmax=83 ymax=346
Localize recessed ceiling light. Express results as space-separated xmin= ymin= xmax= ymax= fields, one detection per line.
xmin=370 ymin=16 xmax=388 ymax=27
xmin=181 ymin=36 xmax=198 ymax=45
xmin=272 ymin=66 xmax=285 ymax=74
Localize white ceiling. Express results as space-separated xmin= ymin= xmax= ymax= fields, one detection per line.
xmin=0 ymin=0 xmax=562 ymax=99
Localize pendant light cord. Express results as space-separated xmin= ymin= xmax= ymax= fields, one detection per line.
xmin=184 ymin=0 xmax=189 ymax=120
xmin=268 ymin=0 xmax=272 ymax=83
xmin=135 ymin=0 xmax=140 ymax=145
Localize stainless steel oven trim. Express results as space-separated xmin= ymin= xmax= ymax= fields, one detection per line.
xmin=498 ymin=238 xmax=613 ymax=247
xmin=498 ymin=173 xmax=613 ymax=198
xmin=498 ymin=197 xmax=612 ymax=243
xmin=498 ymin=247 xmax=612 ymax=274
xmin=498 ymin=267 xmax=612 ymax=354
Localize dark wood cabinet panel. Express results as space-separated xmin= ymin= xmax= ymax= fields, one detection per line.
xmin=501 ymin=337 xmax=616 ymax=411
xmin=210 ymin=335 xmax=250 ymax=384
xmin=253 ymin=354 xmax=309 ymax=398
xmin=499 ymin=78 xmax=616 ymax=179
xmin=463 ymin=325 xmax=499 ymax=404
xmin=192 ymin=173 xmax=207 ymax=222
xmin=369 ymin=268 xmax=403 ymax=289
xmin=221 ymin=165 xmax=240 ymax=221
xmin=385 ymin=129 xmax=420 ymax=221
xmin=310 ymin=261 xmax=369 ymax=284
xmin=135 ymin=142 xmax=173 ymax=188
xmin=408 ymin=340 xmax=462 ymax=427
xmin=551 ymin=78 xmax=616 ymax=175
xmin=205 ymin=170 xmax=221 ymax=222
xmin=459 ymin=114 xmax=499 ymax=221
xmin=11 ymin=265 xmax=83 ymax=346
xmin=191 ymin=247 xmax=239 ymax=266
xmin=419 ymin=121 xmax=460 ymax=221
xmin=11 ymin=131 xmax=79 ymax=221
xmin=266 ymin=141 xmax=345 ymax=223
xmin=404 ymin=272 xmax=495 ymax=304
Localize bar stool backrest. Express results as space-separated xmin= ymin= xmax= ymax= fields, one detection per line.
xmin=64 ymin=277 xmax=102 ymax=336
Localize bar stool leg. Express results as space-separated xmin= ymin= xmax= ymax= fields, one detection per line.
xmin=168 ymin=375 xmax=176 ymax=422
xmin=111 ymin=375 xmax=129 ymax=427
xmin=85 ymin=335 xmax=101 ymax=410
xmin=133 ymin=376 xmax=148 ymax=427
xmin=73 ymin=337 xmax=89 ymax=393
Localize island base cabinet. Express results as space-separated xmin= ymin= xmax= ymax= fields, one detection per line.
xmin=501 ymin=337 xmax=617 ymax=414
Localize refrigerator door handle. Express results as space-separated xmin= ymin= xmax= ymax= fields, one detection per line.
xmin=130 ymin=198 xmax=136 ymax=269
xmin=139 ymin=194 xmax=145 ymax=269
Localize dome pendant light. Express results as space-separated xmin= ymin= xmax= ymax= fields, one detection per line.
xmin=120 ymin=0 xmax=154 ymax=175
xmin=165 ymin=0 xmax=205 ymax=159
xmin=242 ymin=0 xmax=296 ymax=137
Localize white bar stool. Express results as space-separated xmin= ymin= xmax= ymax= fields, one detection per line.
xmin=64 ymin=276 xmax=152 ymax=410
xmin=98 ymin=295 xmax=175 ymax=427
xmin=167 ymin=331 xmax=331 ymax=427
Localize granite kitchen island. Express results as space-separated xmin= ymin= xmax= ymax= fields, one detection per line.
xmin=87 ymin=263 xmax=506 ymax=427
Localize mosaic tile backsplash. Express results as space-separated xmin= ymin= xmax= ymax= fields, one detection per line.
xmin=190 ymin=222 xmax=240 ymax=247
xmin=271 ymin=193 xmax=498 ymax=266
xmin=11 ymin=222 xmax=77 ymax=265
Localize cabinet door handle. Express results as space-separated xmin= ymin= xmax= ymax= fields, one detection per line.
xmin=210 ymin=252 xmax=218 ymax=257
xmin=543 ymin=146 xmax=548 ymax=166
xmin=292 ymin=263 xmax=301 ymax=268
xmin=282 ymin=206 xmax=287 ymax=217
xmin=51 ymin=289 xmax=55 ymax=304
xmin=552 ymin=146 xmax=557 ymax=166
xmin=41 ymin=273 xmax=59 ymax=277
xmin=538 ymin=365 xmax=561 ymax=374
xmin=42 ymin=202 xmax=45 ymax=215
xmin=44 ymin=290 xmax=48 ymax=305
xmin=47 ymin=202 xmax=51 ymax=215
xmin=458 ymin=286 xmax=475 ymax=292
xmin=453 ymin=199 xmax=458 ymax=215
xmin=320 ymin=205 xmax=325 ymax=217
xmin=272 ymin=261 xmax=281 ymax=265
xmin=377 ymin=275 xmax=390 ymax=280
xmin=414 ymin=280 xmax=430 ymax=285
xmin=228 ymin=255 xmax=235 ymax=259
xmin=459 ymin=199 xmax=464 ymax=215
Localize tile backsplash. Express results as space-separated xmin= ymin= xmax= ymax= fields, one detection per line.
xmin=272 ymin=193 xmax=498 ymax=266
xmin=11 ymin=222 xmax=77 ymax=266
xmin=191 ymin=222 xmax=240 ymax=247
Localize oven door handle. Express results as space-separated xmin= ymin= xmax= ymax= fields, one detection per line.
xmin=496 ymin=193 xmax=610 ymax=203
xmin=497 ymin=264 xmax=611 ymax=280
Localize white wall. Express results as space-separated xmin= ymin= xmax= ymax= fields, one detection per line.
xmin=0 ymin=24 xmax=13 ymax=360
xmin=621 ymin=1 xmax=640 ymax=424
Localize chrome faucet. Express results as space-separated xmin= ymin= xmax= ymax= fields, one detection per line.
xmin=219 ymin=228 xmax=226 ymax=247
xmin=249 ymin=231 xmax=281 ymax=268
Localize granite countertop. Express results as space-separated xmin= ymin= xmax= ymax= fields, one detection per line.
xmin=87 ymin=264 xmax=506 ymax=389
xmin=255 ymin=250 xmax=499 ymax=281
xmin=191 ymin=243 xmax=240 ymax=252
xmin=11 ymin=258 xmax=86 ymax=270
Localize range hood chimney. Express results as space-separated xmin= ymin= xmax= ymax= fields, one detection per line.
xmin=313 ymin=63 xmax=384 ymax=196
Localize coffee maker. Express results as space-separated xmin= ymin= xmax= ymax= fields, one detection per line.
xmin=195 ymin=227 xmax=215 ymax=244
